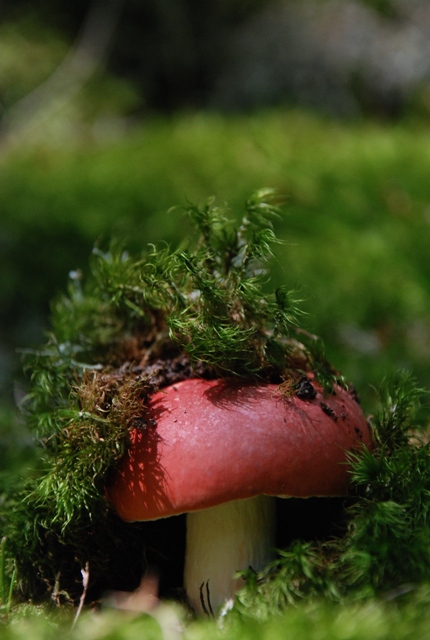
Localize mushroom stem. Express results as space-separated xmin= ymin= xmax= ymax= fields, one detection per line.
xmin=184 ymin=495 xmax=276 ymax=615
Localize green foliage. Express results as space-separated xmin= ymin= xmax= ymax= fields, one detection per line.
xmin=0 ymin=537 xmax=16 ymax=618
xmin=167 ymin=191 xmax=305 ymax=373
xmin=2 ymin=110 xmax=430 ymax=416
xmin=6 ymin=587 xmax=430 ymax=640
xmin=39 ymin=190 xmax=307 ymax=378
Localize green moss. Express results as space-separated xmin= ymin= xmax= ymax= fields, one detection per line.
xmin=3 ymin=191 xmax=340 ymax=604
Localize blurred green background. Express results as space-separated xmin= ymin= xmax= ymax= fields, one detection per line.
xmin=1 ymin=0 xmax=430 ymax=545
xmin=1 ymin=0 xmax=430 ymax=635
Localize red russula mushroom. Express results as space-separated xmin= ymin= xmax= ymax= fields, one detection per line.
xmin=107 ymin=377 xmax=372 ymax=614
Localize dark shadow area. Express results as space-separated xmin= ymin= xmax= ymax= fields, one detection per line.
xmin=275 ymin=496 xmax=351 ymax=548
xmin=92 ymin=496 xmax=350 ymax=603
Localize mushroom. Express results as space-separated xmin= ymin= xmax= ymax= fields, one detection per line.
xmin=107 ymin=376 xmax=372 ymax=615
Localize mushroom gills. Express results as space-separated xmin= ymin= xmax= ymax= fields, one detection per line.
xmin=184 ymin=495 xmax=276 ymax=615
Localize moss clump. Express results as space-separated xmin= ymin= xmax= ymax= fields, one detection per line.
xmin=3 ymin=190 xmax=342 ymax=604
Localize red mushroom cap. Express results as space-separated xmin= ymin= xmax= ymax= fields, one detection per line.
xmin=107 ymin=377 xmax=372 ymax=521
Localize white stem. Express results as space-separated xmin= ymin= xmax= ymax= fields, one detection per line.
xmin=184 ymin=495 xmax=276 ymax=615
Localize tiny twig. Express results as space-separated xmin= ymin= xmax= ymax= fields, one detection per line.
xmin=52 ymin=571 xmax=62 ymax=606
xmin=72 ymin=562 xmax=90 ymax=630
